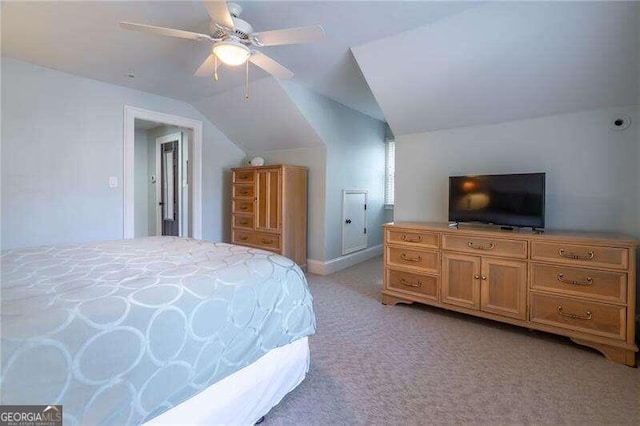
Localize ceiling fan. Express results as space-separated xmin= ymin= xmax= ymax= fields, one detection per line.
xmin=120 ymin=1 xmax=325 ymax=85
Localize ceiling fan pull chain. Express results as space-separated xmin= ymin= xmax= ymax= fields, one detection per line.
xmin=213 ymin=55 xmax=219 ymax=81
xmin=245 ymin=59 xmax=250 ymax=100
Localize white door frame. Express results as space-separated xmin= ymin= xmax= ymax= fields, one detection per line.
xmin=155 ymin=132 xmax=183 ymax=237
xmin=123 ymin=105 xmax=202 ymax=239
xmin=342 ymin=189 xmax=368 ymax=255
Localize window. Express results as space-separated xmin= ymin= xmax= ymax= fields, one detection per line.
xmin=384 ymin=139 xmax=395 ymax=206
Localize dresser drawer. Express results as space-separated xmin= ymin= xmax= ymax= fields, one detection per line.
xmin=233 ymin=184 xmax=255 ymax=198
xmin=531 ymin=242 xmax=628 ymax=270
xmin=529 ymin=293 xmax=626 ymax=340
xmin=252 ymin=232 xmax=281 ymax=251
xmin=386 ymin=269 xmax=438 ymax=301
xmin=233 ymin=169 xmax=255 ymax=184
xmin=442 ymin=235 xmax=527 ymax=259
xmin=232 ymin=230 xmax=253 ymax=246
xmin=232 ymin=199 xmax=254 ymax=214
xmin=386 ymin=247 xmax=439 ymax=273
xmin=233 ymin=214 xmax=254 ymax=229
xmin=386 ymin=228 xmax=439 ymax=249
xmin=232 ymin=231 xmax=281 ymax=252
xmin=530 ymin=263 xmax=627 ymax=304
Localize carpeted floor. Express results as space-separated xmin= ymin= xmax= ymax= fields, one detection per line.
xmin=265 ymin=256 xmax=640 ymax=425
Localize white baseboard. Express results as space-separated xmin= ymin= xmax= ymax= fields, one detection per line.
xmin=307 ymin=244 xmax=383 ymax=275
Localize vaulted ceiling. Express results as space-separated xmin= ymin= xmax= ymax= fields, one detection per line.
xmin=352 ymin=1 xmax=640 ymax=135
xmin=1 ymin=1 xmax=475 ymax=123
xmin=3 ymin=1 xmax=638 ymax=144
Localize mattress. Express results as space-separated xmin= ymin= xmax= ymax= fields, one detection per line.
xmin=0 ymin=237 xmax=316 ymax=425
xmin=146 ymin=336 xmax=310 ymax=425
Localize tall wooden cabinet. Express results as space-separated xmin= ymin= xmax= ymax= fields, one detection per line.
xmin=383 ymin=222 xmax=639 ymax=366
xmin=231 ymin=164 xmax=307 ymax=270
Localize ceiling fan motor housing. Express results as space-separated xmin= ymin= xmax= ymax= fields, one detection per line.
xmin=209 ymin=17 xmax=253 ymax=42
xmin=227 ymin=3 xmax=243 ymax=18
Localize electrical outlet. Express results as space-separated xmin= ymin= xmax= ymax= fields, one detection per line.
xmin=109 ymin=176 xmax=118 ymax=188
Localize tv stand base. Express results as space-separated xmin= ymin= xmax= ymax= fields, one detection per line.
xmin=382 ymin=221 xmax=638 ymax=367
xmin=381 ymin=294 xmax=414 ymax=306
xmin=570 ymin=338 xmax=637 ymax=367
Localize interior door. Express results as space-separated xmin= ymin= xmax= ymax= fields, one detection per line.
xmin=160 ymin=140 xmax=179 ymax=236
xmin=342 ymin=190 xmax=368 ymax=255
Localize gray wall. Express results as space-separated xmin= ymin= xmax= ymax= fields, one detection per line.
xmin=394 ymin=107 xmax=640 ymax=238
xmin=1 ymin=58 xmax=245 ymax=249
xmin=245 ymin=147 xmax=327 ymax=261
xmin=282 ymin=81 xmax=386 ymax=261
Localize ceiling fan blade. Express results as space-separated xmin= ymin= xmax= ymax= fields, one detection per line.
xmin=249 ymin=52 xmax=294 ymax=79
xmin=120 ymin=22 xmax=213 ymax=41
xmin=194 ymin=54 xmax=220 ymax=77
xmin=202 ymin=1 xmax=235 ymax=29
xmin=253 ymin=25 xmax=325 ymax=47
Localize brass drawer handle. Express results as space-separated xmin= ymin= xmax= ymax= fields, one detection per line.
xmin=239 ymin=236 xmax=249 ymax=241
xmin=239 ymin=191 xmax=249 ymax=195
xmin=557 ymin=274 xmax=593 ymax=286
xmin=474 ymin=274 xmax=480 ymax=280
xmin=558 ymin=249 xmax=594 ymax=260
xmin=400 ymin=253 xmax=422 ymax=263
xmin=401 ymin=234 xmax=422 ymax=243
xmin=239 ymin=206 xmax=249 ymax=210
xmin=262 ymin=239 xmax=274 ymax=244
xmin=468 ymin=241 xmax=495 ymax=250
xmin=239 ymin=220 xmax=249 ymax=225
xmin=557 ymin=305 xmax=592 ymax=320
xmin=400 ymin=278 xmax=421 ymax=288
xmin=239 ymin=175 xmax=249 ymax=180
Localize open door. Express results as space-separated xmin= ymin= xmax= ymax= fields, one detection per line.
xmin=160 ymin=139 xmax=179 ymax=236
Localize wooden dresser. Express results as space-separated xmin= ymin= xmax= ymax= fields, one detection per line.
xmin=382 ymin=222 xmax=638 ymax=366
xmin=231 ymin=164 xmax=307 ymax=270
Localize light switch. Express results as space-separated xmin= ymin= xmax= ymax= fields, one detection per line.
xmin=109 ymin=176 xmax=118 ymax=188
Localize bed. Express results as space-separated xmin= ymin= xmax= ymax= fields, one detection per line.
xmin=0 ymin=237 xmax=316 ymax=425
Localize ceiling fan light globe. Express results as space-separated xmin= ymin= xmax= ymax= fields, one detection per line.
xmin=213 ymin=41 xmax=250 ymax=66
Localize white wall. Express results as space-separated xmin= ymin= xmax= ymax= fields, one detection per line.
xmin=394 ymin=107 xmax=640 ymax=237
xmin=133 ymin=129 xmax=149 ymax=238
xmin=281 ymin=81 xmax=387 ymax=261
xmin=1 ymin=58 xmax=245 ymax=249
xmin=245 ymin=147 xmax=327 ymax=261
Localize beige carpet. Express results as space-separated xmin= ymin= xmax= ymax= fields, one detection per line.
xmin=265 ymin=256 xmax=640 ymax=425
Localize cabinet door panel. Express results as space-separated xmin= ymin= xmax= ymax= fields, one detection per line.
xmin=256 ymin=169 xmax=281 ymax=232
xmin=442 ymin=253 xmax=480 ymax=309
xmin=267 ymin=169 xmax=280 ymax=229
xmin=480 ymin=258 xmax=527 ymax=320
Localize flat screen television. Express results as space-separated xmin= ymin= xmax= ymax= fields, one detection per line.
xmin=448 ymin=173 xmax=545 ymax=229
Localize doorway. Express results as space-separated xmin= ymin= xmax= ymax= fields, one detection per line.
xmin=156 ymin=132 xmax=188 ymax=237
xmin=134 ymin=122 xmax=193 ymax=237
xmin=124 ymin=106 xmax=203 ymax=239
xmin=342 ymin=189 xmax=368 ymax=255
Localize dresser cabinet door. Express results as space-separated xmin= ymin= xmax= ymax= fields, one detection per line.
xmin=480 ymin=258 xmax=527 ymax=320
xmin=256 ymin=168 xmax=281 ymax=232
xmin=442 ymin=253 xmax=480 ymax=309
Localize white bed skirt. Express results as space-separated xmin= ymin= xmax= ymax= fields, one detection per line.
xmin=145 ymin=337 xmax=310 ymax=426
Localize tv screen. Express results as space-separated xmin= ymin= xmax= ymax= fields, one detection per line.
xmin=449 ymin=173 xmax=545 ymax=229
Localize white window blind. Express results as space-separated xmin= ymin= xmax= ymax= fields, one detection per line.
xmin=384 ymin=140 xmax=395 ymax=205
